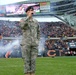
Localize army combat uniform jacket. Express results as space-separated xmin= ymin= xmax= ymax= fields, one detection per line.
xmin=20 ymin=17 xmax=40 ymax=46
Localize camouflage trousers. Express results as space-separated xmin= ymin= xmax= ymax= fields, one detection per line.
xmin=21 ymin=44 xmax=38 ymax=74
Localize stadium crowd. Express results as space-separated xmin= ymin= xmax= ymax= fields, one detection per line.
xmin=40 ymin=22 xmax=76 ymax=37
xmin=0 ymin=20 xmax=76 ymax=57
xmin=0 ymin=20 xmax=22 ymax=37
xmin=0 ymin=20 xmax=76 ymax=38
xmin=45 ymin=39 xmax=76 ymax=56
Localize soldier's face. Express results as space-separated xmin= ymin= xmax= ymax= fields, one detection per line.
xmin=26 ymin=9 xmax=34 ymax=17
xmin=29 ymin=9 xmax=34 ymax=14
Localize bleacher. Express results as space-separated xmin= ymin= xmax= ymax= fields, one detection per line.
xmin=0 ymin=20 xmax=76 ymax=57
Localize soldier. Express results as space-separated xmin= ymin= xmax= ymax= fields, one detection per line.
xmin=20 ymin=6 xmax=40 ymax=75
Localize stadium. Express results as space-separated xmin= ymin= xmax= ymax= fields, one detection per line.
xmin=0 ymin=0 xmax=76 ymax=75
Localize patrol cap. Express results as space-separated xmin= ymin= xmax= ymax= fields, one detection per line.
xmin=25 ymin=6 xmax=34 ymax=12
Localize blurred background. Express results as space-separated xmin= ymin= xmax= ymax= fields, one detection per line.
xmin=0 ymin=0 xmax=76 ymax=58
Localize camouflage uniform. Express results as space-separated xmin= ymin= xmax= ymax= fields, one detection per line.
xmin=20 ymin=17 xmax=40 ymax=74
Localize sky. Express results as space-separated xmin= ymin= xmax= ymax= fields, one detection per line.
xmin=0 ymin=0 xmax=27 ymax=5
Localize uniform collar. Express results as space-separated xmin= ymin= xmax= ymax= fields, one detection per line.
xmin=29 ymin=17 xmax=34 ymax=22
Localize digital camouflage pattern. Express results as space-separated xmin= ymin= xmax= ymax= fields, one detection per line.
xmin=20 ymin=17 xmax=40 ymax=74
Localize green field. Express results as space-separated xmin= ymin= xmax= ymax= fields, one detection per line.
xmin=0 ymin=57 xmax=76 ymax=75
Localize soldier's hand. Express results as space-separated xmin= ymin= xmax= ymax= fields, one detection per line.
xmin=20 ymin=19 xmax=24 ymax=22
